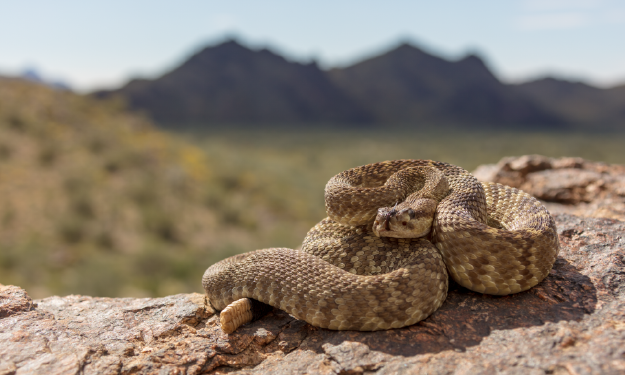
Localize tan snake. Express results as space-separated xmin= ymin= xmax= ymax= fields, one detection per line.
xmin=202 ymin=160 xmax=560 ymax=332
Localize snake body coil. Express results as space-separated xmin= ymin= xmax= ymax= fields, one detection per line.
xmin=203 ymin=160 xmax=560 ymax=332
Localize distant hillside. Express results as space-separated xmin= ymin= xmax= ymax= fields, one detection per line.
xmin=514 ymin=78 xmax=625 ymax=131
xmin=0 ymin=77 xmax=315 ymax=298
xmin=95 ymin=39 xmax=625 ymax=130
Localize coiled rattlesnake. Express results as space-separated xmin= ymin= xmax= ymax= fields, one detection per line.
xmin=202 ymin=160 xmax=560 ymax=332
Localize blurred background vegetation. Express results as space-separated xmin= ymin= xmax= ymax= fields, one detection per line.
xmin=0 ymin=78 xmax=308 ymax=298
xmin=1 ymin=77 xmax=624 ymax=298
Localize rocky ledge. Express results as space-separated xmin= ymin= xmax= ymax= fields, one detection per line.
xmin=2 ymin=156 xmax=625 ymax=374
xmin=473 ymin=154 xmax=625 ymax=221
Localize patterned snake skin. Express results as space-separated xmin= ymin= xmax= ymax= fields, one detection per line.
xmin=202 ymin=160 xmax=560 ymax=332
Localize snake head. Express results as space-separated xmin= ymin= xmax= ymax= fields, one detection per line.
xmin=372 ymin=199 xmax=437 ymax=238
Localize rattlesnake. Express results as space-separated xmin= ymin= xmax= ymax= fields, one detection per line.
xmin=202 ymin=160 xmax=560 ymax=332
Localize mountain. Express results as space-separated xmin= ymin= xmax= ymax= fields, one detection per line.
xmin=95 ymin=39 xmax=625 ymax=130
xmin=328 ymin=44 xmax=562 ymax=128
xmin=514 ymin=77 xmax=625 ymax=130
xmin=20 ymin=67 xmax=71 ymax=91
xmin=96 ymin=40 xmax=372 ymax=126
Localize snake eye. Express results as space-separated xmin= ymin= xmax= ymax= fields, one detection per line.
xmin=402 ymin=221 xmax=407 ymax=226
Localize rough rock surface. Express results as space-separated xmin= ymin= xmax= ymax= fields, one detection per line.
xmin=473 ymin=154 xmax=625 ymax=221
xmin=2 ymin=157 xmax=625 ymax=374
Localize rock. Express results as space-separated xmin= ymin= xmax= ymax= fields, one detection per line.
xmin=2 ymin=157 xmax=625 ymax=374
xmin=0 ymin=285 xmax=36 ymax=319
xmin=473 ymin=155 xmax=625 ymax=221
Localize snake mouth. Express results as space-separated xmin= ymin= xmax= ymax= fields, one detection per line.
xmin=372 ymin=217 xmax=432 ymax=238
xmin=372 ymin=215 xmax=390 ymax=237
xmin=374 ymin=226 xmax=431 ymax=238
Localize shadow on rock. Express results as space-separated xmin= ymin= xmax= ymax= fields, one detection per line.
xmin=238 ymin=255 xmax=596 ymax=358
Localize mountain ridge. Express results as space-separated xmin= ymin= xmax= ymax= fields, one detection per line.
xmin=101 ymin=40 xmax=373 ymax=126
xmin=327 ymin=42 xmax=563 ymax=128
xmin=95 ymin=39 xmax=624 ymax=130
xmin=514 ymin=77 xmax=625 ymax=128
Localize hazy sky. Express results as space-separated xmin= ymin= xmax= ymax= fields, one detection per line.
xmin=2 ymin=0 xmax=624 ymax=91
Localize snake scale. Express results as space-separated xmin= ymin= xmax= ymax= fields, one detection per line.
xmin=202 ymin=160 xmax=560 ymax=332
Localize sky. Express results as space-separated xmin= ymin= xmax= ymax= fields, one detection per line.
xmin=1 ymin=0 xmax=624 ymax=92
